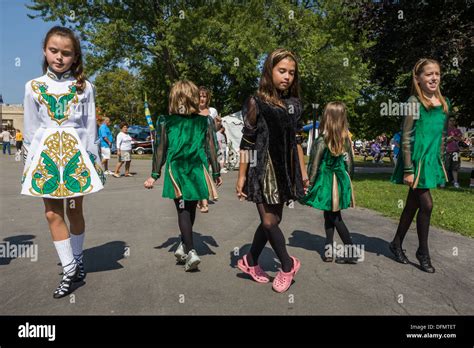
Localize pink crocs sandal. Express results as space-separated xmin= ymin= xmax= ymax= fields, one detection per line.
xmin=272 ymin=256 xmax=301 ymax=293
xmin=237 ymin=254 xmax=270 ymax=283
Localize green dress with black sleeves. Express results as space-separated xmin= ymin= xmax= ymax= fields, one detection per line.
xmin=151 ymin=114 xmax=221 ymax=201
xmin=391 ymin=96 xmax=449 ymax=189
xmin=300 ymin=136 xmax=355 ymax=211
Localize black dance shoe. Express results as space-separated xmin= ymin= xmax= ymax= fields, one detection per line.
xmin=389 ymin=242 xmax=409 ymax=264
xmin=53 ymin=267 xmax=79 ymax=299
xmin=416 ymin=250 xmax=435 ymax=273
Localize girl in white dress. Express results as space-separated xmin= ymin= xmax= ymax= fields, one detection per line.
xmin=21 ymin=26 xmax=105 ymax=298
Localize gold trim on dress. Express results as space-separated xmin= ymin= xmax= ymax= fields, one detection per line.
xmin=440 ymin=158 xmax=448 ymax=182
xmin=331 ymin=173 xmax=339 ymax=212
xmin=203 ymin=164 xmax=219 ymax=200
xmin=168 ymin=166 xmax=183 ymax=198
xmin=413 ymin=157 xmax=423 ymax=189
xmin=345 ymin=170 xmax=356 ymax=208
xmin=263 ymin=151 xmax=280 ymax=204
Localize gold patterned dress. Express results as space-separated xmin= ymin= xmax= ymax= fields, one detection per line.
xmin=21 ymin=68 xmax=105 ymax=199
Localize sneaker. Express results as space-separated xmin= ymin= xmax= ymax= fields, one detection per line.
xmin=220 ymin=168 xmax=228 ymax=174
xmin=174 ymin=241 xmax=186 ymax=264
xmin=272 ymin=257 xmax=301 ymax=293
xmin=322 ymin=244 xmax=334 ymax=262
xmin=440 ymin=183 xmax=446 ymax=188
xmin=184 ymin=249 xmax=201 ymax=271
xmin=453 ymin=182 xmax=460 ymax=189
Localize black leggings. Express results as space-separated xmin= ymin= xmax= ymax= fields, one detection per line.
xmin=392 ymin=188 xmax=433 ymax=255
xmin=247 ymin=203 xmax=293 ymax=272
xmin=174 ymin=199 xmax=198 ymax=253
xmin=323 ymin=210 xmax=353 ymax=246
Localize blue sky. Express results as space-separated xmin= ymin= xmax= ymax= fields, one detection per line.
xmin=1 ymin=0 xmax=61 ymax=104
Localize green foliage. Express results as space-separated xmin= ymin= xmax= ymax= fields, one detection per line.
xmin=94 ymin=68 xmax=145 ymax=125
xmin=353 ymin=172 xmax=474 ymax=237
xmin=26 ymin=0 xmax=371 ymax=122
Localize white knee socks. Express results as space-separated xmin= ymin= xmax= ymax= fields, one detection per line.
xmin=53 ymin=238 xmax=76 ymax=277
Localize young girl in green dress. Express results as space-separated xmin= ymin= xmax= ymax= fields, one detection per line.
xmin=390 ymin=58 xmax=450 ymax=273
xmin=300 ymin=102 xmax=359 ymax=264
xmin=144 ymin=80 xmax=222 ymax=272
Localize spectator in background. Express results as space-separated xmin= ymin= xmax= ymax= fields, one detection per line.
xmin=391 ymin=129 xmax=402 ymax=166
xmin=197 ymin=86 xmax=218 ymax=213
xmin=15 ymin=129 xmax=23 ymax=154
xmin=113 ymin=122 xmax=134 ymax=178
xmin=445 ymin=116 xmax=462 ymax=188
xmin=1 ymin=128 xmax=13 ymax=155
xmin=215 ymin=116 xmax=228 ymax=174
xmin=99 ymin=117 xmax=113 ymax=175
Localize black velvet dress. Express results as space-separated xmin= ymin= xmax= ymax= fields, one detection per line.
xmin=239 ymin=95 xmax=305 ymax=204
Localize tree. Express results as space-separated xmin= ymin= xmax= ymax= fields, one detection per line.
xmin=27 ymin=0 xmax=372 ymax=128
xmin=350 ymin=0 xmax=474 ymax=127
xmin=94 ymin=68 xmax=144 ymax=125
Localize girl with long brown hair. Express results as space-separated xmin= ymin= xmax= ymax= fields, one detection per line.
xmin=390 ymin=58 xmax=451 ymax=273
xmin=300 ymin=102 xmax=358 ymax=264
xmin=21 ymin=26 xmax=105 ymax=298
xmin=235 ymin=48 xmax=308 ymax=293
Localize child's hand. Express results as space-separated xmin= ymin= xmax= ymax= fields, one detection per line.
xmin=403 ymin=173 xmax=414 ymax=187
xmin=236 ymin=176 xmax=247 ymax=201
xmin=144 ymin=177 xmax=156 ymax=189
xmin=215 ymin=176 xmax=223 ymax=187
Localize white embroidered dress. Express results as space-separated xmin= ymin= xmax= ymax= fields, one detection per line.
xmin=21 ymin=69 xmax=105 ymax=199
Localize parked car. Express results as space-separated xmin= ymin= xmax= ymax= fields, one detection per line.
xmin=132 ymin=138 xmax=153 ymax=154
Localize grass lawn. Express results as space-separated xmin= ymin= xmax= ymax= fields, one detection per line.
xmin=352 ymin=172 xmax=473 ymax=237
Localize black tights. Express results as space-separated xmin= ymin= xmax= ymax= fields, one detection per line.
xmin=323 ymin=211 xmax=353 ymax=246
xmin=174 ymin=199 xmax=198 ymax=253
xmin=392 ymin=188 xmax=433 ymax=256
xmin=247 ymin=203 xmax=293 ymax=272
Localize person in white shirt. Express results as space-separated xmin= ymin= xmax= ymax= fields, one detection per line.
xmin=215 ymin=116 xmax=228 ymax=173
xmin=1 ymin=129 xmax=13 ymax=155
xmin=113 ymin=121 xmax=133 ymax=177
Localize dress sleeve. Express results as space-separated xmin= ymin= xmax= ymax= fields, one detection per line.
xmin=205 ymin=116 xmax=221 ymax=178
xmin=344 ymin=136 xmax=354 ymax=178
xmin=22 ymin=82 xmax=41 ymax=159
xmin=151 ymin=115 xmax=168 ymax=179
xmin=239 ymin=96 xmax=258 ymax=150
xmin=440 ymin=98 xmax=451 ymax=160
xmin=401 ymin=96 xmax=418 ymax=174
xmin=85 ymin=83 xmax=100 ymax=159
xmin=307 ymin=136 xmax=326 ymax=186
xmin=293 ymin=99 xmax=304 ymax=145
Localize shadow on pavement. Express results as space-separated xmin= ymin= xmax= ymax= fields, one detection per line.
xmin=229 ymin=244 xmax=280 ymax=274
xmin=288 ymin=230 xmax=393 ymax=260
xmin=155 ymin=232 xmax=219 ymax=256
xmin=82 ymin=241 xmax=127 ymax=273
xmin=0 ymin=234 xmax=36 ymax=265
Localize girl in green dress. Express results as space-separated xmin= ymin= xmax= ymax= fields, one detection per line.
xmin=144 ymin=80 xmax=222 ymax=272
xmin=300 ymin=102 xmax=359 ymax=264
xmin=390 ymin=58 xmax=450 ymax=273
